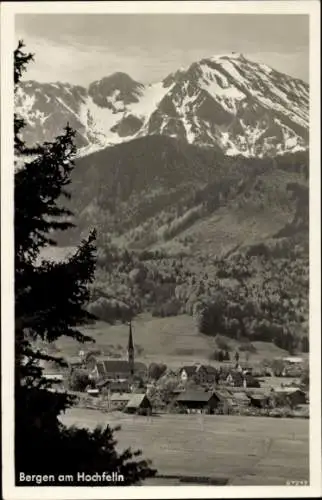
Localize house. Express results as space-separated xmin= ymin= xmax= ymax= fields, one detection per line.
xmin=97 ymin=380 xmax=130 ymax=394
xmin=86 ymin=388 xmax=100 ymax=397
xmin=212 ymin=389 xmax=233 ymax=413
xmin=230 ymin=391 xmax=250 ymax=407
xmin=248 ymin=393 xmax=270 ymax=408
xmin=226 ymin=372 xmax=244 ymax=387
xmin=274 ymin=388 xmax=307 ymax=406
xmin=175 ymin=390 xmax=220 ymax=414
xmin=217 ymin=367 xmax=230 ymax=383
xmin=244 ymin=374 xmax=261 ymax=388
xmin=179 ymin=366 xmax=198 ymax=382
xmin=283 ymin=356 xmax=304 ymax=364
xmin=125 ymin=394 xmax=152 ymax=415
xmin=180 ymin=365 xmax=218 ymax=384
xmin=197 ymin=365 xmax=218 ymax=384
xmin=293 ymin=404 xmax=309 ymax=418
xmin=282 ymin=365 xmax=303 ymax=378
xmin=109 ymin=393 xmax=132 ymax=410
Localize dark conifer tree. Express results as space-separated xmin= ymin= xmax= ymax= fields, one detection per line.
xmin=14 ymin=41 xmax=156 ymax=485
xmin=301 ymin=336 xmax=309 ymax=353
xmin=218 ymin=351 xmax=224 ymax=362
xmin=224 ymin=350 xmax=230 ymax=361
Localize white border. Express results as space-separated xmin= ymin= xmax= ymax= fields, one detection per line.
xmin=1 ymin=2 xmax=321 ymax=499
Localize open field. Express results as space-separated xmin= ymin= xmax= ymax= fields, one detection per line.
xmin=53 ymin=314 xmax=295 ymax=368
xmin=60 ymin=409 xmax=309 ymax=486
xmin=173 ymin=205 xmax=293 ymax=258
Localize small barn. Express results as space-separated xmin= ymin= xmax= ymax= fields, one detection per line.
xmin=175 ymin=390 xmax=219 ymax=414
xmin=230 ymin=391 xmax=250 ymax=407
xmin=248 ymin=393 xmax=270 ymax=408
xmin=212 ymin=389 xmax=233 ymax=414
xmin=274 ymin=388 xmax=307 ymax=407
xmin=125 ymin=394 xmax=152 ymax=415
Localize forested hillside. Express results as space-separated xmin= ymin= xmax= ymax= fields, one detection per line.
xmin=41 ymin=136 xmax=309 ymax=353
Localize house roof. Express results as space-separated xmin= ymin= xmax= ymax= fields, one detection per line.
xmin=96 ymin=360 xmax=147 ymax=375
xmin=110 ymin=393 xmax=131 ymax=402
xmin=232 ymin=392 xmax=250 ymax=402
xmin=200 ymin=365 xmax=217 ymax=375
xmin=213 ymin=389 xmax=231 ymax=401
xmin=274 ymin=387 xmax=304 ymax=395
xmin=176 ymin=390 xmax=213 ymax=403
xmin=104 ymin=360 xmax=133 ymax=372
xmin=97 ymin=379 xmax=130 ymax=390
xmin=126 ymin=394 xmax=150 ymax=408
xmin=87 ymin=388 xmax=99 ymax=395
xmin=283 ymin=357 xmax=304 ymax=364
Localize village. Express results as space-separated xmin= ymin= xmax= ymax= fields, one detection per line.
xmin=44 ymin=322 xmax=309 ymax=420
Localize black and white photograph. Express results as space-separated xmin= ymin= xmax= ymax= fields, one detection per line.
xmin=1 ymin=1 xmax=321 ymax=499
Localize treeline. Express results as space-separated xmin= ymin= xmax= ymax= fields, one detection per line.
xmin=90 ymin=243 xmax=309 ymax=353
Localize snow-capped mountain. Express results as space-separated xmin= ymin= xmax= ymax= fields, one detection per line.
xmin=15 ymin=53 xmax=309 ymax=157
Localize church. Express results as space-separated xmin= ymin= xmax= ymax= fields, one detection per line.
xmin=87 ymin=322 xmax=148 ymax=382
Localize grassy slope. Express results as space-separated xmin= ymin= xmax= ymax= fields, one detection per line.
xmin=54 ymin=314 xmax=290 ymax=367
xmin=158 ymin=165 xmax=307 ymax=257
xmin=60 ymin=410 xmax=309 ymax=485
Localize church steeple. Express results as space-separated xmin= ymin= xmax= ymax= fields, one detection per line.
xmin=128 ymin=320 xmax=134 ymax=376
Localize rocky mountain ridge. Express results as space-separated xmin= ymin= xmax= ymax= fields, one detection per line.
xmin=15 ymin=52 xmax=309 ymax=158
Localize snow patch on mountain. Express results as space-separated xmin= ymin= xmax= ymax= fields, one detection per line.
xmin=16 ymin=52 xmax=309 ymax=158
xmin=79 ymin=97 xmax=121 ymax=144
xmin=131 ymin=82 xmax=171 ymax=117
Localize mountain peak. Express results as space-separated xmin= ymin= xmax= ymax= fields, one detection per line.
xmin=98 ymin=72 xmax=141 ymax=85
xmin=211 ymin=52 xmax=245 ymax=61
xmin=16 ymin=52 xmax=309 ymax=158
xmin=88 ymin=72 xmax=144 ymax=108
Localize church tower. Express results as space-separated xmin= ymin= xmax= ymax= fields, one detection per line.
xmin=128 ymin=320 xmax=134 ymax=376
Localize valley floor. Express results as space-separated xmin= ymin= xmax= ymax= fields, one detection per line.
xmin=60 ymin=409 xmax=309 ymax=486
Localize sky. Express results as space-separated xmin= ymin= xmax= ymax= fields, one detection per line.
xmin=15 ymin=14 xmax=309 ymax=86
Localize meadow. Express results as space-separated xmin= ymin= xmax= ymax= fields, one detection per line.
xmin=52 ymin=314 xmax=293 ymax=369
xmin=60 ymin=409 xmax=309 ymax=486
